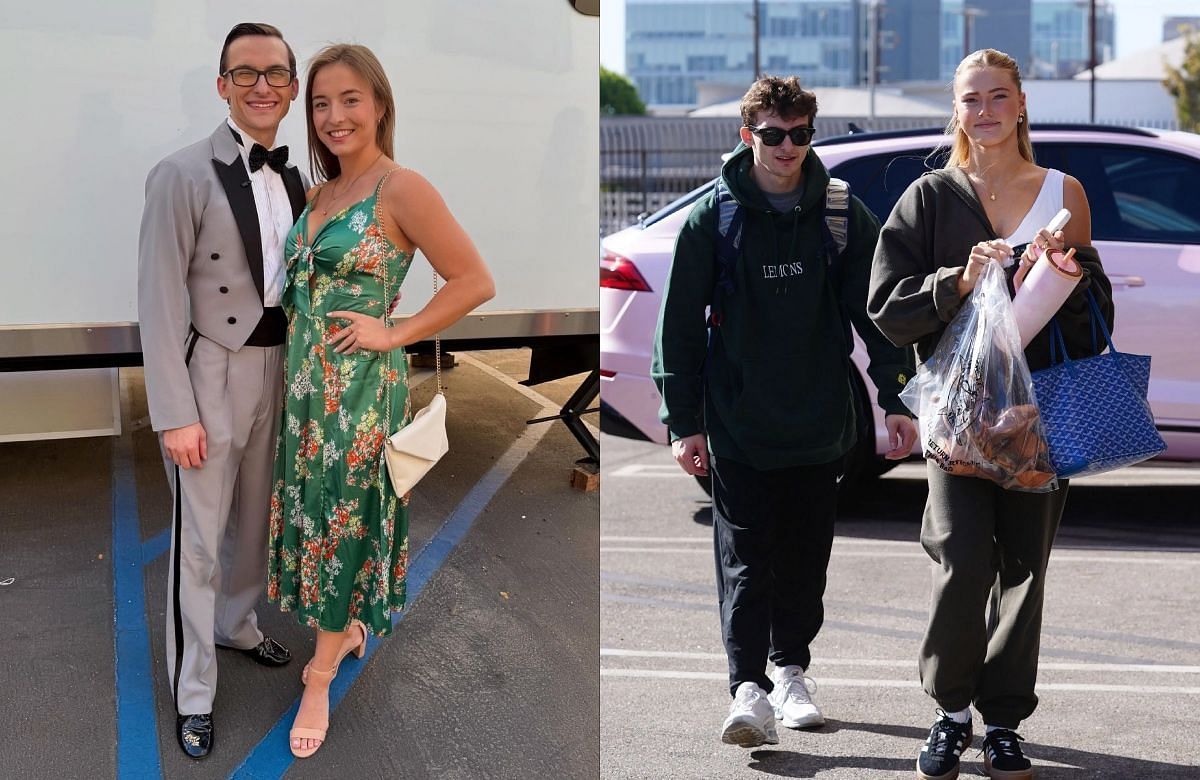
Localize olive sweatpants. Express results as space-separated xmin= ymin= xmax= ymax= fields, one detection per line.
xmin=918 ymin=462 xmax=1069 ymax=729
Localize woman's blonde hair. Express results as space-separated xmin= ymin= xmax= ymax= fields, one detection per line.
xmin=944 ymin=48 xmax=1034 ymax=168
xmin=304 ymin=44 xmax=396 ymax=182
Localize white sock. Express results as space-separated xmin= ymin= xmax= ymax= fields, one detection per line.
xmin=985 ymin=724 xmax=1012 ymax=734
xmin=945 ymin=708 xmax=971 ymax=724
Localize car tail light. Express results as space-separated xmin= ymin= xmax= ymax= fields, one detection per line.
xmin=600 ymin=250 xmax=652 ymax=292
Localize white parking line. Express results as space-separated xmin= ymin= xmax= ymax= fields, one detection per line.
xmin=602 ymin=536 xmax=917 ymax=544
xmin=599 ymin=648 xmax=1200 ymax=674
xmin=600 ymin=547 xmax=929 ymax=556
xmin=608 ymin=461 xmax=1200 ymax=485
xmin=600 ymin=669 xmax=1200 ymax=694
xmin=459 ymin=353 xmax=600 ymax=439
xmin=601 ymin=536 xmax=709 ymax=543
xmin=600 ymin=546 xmax=1200 ymax=565
xmin=609 ymin=464 xmax=691 ymax=478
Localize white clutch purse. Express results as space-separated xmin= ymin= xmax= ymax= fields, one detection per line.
xmin=381 ymin=270 xmax=448 ymax=496
xmin=384 ymin=390 xmax=448 ymax=496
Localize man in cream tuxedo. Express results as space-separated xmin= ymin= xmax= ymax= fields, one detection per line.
xmin=138 ymin=22 xmax=307 ymax=760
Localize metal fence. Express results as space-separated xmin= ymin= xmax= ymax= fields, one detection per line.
xmin=599 ymin=116 xmax=952 ymax=235
xmin=599 ymin=115 xmax=1183 ymax=236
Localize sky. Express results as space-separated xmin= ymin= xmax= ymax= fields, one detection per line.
xmin=600 ymin=0 xmax=1200 ymax=75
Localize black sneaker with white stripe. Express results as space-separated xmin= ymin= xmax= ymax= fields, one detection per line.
xmin=981 ymin=728 xmax=1033 ymax=779
xmin=916 ymin=710 xmax=973 ymax=780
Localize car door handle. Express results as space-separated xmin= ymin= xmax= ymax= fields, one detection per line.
xmin=1110 ymin=275 xmax=1145 ymax=287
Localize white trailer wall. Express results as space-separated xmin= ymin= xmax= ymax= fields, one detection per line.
xmin=0 ymin=1 xmax=599 ymax=438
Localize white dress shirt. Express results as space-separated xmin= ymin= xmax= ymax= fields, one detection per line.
xmin=227 ymin=118 xmax=293 ymax=307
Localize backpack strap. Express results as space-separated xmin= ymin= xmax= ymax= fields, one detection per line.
xmin=710 ymin=176 xmax=852 ymax=325
xmin=821 ymin=177 xmax=851 ymax=264
xmin=820 ymin=177 xmax=859 ymax=357
xmin=711 ymin=179 xmax=743 ymax=328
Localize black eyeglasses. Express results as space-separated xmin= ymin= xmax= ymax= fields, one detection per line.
xmin=222 ymin=67 xmax=295 ymax=88
xmin=746 ymin=125 xmax=816 ymax=147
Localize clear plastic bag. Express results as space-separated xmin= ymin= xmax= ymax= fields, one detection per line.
xmin=899 ymin=261 xmax=1058 ymax=492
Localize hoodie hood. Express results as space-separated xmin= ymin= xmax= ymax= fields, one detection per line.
xmin=719 ymin=140 xmax=832 ymax=214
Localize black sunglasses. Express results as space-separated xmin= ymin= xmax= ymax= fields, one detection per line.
xmin=746 ymin=125 xmax=816 ymax=147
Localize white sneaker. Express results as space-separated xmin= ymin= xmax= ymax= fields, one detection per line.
xmin=768 ymin=665 xmax=825 ymax=729
xmin=720 ymin=682 xmax=779 ymax=748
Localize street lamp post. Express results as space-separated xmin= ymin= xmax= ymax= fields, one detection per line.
xmin=1089 ymin=0 xmax=1097 ymax=123
xmin=752 ymin=0 xmax=761 ymax=80
xmin=962 ymin=8 xmax=985 ymax=58
xmin=867 ymin=0 xmax=879 ymax=120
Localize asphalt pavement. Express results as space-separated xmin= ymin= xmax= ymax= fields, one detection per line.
xmin=601 ymin=432 xmax=1200 ymax=780
xmin=0 ymin=351 xmax=599 ymax=779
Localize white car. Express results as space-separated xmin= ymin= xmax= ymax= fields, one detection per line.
xmin=600 ymin=125 xmax=1200 ymax=491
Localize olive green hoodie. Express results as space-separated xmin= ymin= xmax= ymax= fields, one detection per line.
xmin=651 ymin=144 xmax=913 ymax=470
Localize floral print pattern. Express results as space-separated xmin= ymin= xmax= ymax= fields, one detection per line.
xmin=268 ymin=175 xmax=414 ymax=636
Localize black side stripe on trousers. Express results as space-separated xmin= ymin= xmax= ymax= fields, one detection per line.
xmin=184 ymin=327 xmax=201 ymax=365
xmin=171 ymin=330 xmax=197 ymax=708
xmin=171 ymin=465 xmax=185 ymax=708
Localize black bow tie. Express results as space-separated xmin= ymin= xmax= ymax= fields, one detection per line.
xmin=248 ymin=143 xmax=289 ymax=174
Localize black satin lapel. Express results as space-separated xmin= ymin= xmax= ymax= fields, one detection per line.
xmin=283 ymin=167 xmax=306 ymax=221
xmin=213 ymin=156 xmax=265 ymax=302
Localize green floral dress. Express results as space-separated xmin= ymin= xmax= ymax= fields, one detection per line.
xmin=268 ymin=171 xmax=414 ymax=636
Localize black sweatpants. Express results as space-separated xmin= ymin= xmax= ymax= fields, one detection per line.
xmin=711 ymin=454 xmax=842 ymax=697
xmin=919 ymin=462 xmax=1069 ymax=728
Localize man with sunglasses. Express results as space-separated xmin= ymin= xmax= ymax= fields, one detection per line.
xmin=652 ymin=76 xmax=916 ymax=748
xmin=138 ymin=22 xmax=308 ymax=759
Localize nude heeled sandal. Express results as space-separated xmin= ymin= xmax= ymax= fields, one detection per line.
xmin=301 ymin=619 xmax=368 ymax=684
xmin=290 ymin=620 xmax=368 ymax=759
xmin=290 ymin=664 xmax=335 ymax=759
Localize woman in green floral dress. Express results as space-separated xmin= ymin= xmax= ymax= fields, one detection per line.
xmin=268 ymin=44 xmax=494 ymax=759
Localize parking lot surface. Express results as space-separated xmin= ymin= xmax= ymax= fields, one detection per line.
xmin=602 ymin=433 xmax=1200 ymax=779
xmin=0 ymin=352 xmax=599 ymax=779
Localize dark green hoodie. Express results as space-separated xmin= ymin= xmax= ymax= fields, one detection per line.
xmin=651 ymin=144 xmax=913 ymax=470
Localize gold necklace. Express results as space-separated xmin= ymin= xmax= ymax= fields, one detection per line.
xmin=969 ymin=172 xmax=998 ymax=202
xmin=320 ymin=152 xmax=385 ymax=215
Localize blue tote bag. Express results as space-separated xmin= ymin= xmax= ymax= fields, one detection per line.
xmin=1031 ymin=291 xmax=1166 ymax=479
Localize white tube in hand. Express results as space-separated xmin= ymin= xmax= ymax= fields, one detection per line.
xmin=1046 ymin=208 xmax=1071 ymax=235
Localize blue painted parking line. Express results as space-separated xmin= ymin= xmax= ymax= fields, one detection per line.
xmin=228 ymin=420 xmax=551 ymax=779
xmin=111 ymin=431 xmax=164 ymax=780
xmin=142 ymin=528 xmax=170 ymax=563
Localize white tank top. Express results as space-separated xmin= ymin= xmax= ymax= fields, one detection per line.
xmin=1002 ymin=168 xmax=1065 ymax=245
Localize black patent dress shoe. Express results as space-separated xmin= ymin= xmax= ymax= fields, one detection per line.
xmin=218 ymin=636 xmax=292 ymax=667
xmin=177 ymin=713 xmax=213 ymax=759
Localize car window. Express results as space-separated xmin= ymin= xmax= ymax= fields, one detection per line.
xmin=828 ymin=147 xmax=948 ymax=222
xmin=1041 ymin=143 xmax=1200 ymax=244
xmin=640 ymin=181 xmax=715 ymax=228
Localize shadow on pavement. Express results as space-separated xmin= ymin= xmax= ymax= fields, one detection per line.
xmin=742 ymin=719 xmax=1200 ymax=778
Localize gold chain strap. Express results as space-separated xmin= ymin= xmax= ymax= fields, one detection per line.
xmin=376 ymin=169 xmax=442 ymax=445
xmin=377 ymin=169 xmax=398 ymax=440
xmin=432 ymin=272 xmax=442 ymax=393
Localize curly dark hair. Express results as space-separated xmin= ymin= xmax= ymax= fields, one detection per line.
xmin=739 ymin=75 xmax=818 ymax=127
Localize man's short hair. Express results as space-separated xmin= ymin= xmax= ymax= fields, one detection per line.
xmin=739 ymin=76 xmax=818 ymax=127
xmin=219 ymin=22 xmax=296 ymax=75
